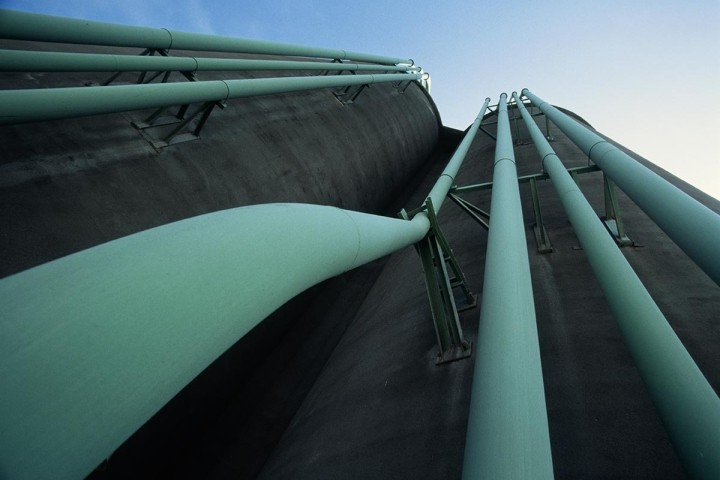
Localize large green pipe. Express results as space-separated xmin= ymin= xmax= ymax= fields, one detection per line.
xmin=0 ymin=9 xmax=412 ymax=66
xmin=462 ymin=94 xmax=554 ymax=479
xmin=513 ymin=93 xmax=720 ymax=479
xmin=426 ymin=97 xmax=490 ymax=213
xmin=522 ymin=88 xmax=720 ymax=286
xmin=0 ymin=72 xmax=422 ymax=125
xmin=0 ymin=48 xmax=418 ymax=73
xmin=0 ymin=203 xmax=430 ymax=480
xmin=0 ymin=103 xmax=496 ymax=478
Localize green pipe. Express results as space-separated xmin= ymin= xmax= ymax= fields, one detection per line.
xmin=0 ymin=203 xmax=430 ymax=480
xmin=522 ymin=88 xmax=720 ymax=286
xmin=0 ymin=72 xmax=422 ymax=125
xmin=0 ymin=48 xmax=418 ymax=73
xmin=462 ymin=94 xmax=554 ymax=479
xmin=0 ymin=9 xmax=412 ymax=66
xmin=513 ymin=92 xmax=720 ymax=480
xmin=426 ymin=97 xmax=490 ymax=213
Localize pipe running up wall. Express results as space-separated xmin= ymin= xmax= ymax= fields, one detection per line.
xmin=0 ymin=92 xmax=495 ymax=479
xmin=0 ymin=9 xmax=412 ymax=66
xmin=522 ymin=89 xmax=720 ymax=286
xmin=0 ymin=49 xmax=419 ymax=73
xmin=426 ymin=97 xmax=491 ymax=213
xmin=0 ymin=72 xmax=422 ymax=125
xmin=462 ymin=94 xmax=554 ymax=479
xmin=0 ymin=204 xmax=430 ymax=480
xmin=513 ymin=93 xmax=720 ymax=480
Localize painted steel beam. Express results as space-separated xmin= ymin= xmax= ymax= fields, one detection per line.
xmin=522 ymin=88 xmax=720 ymax=286
xmin=0 ymin=49 xmax=419 ymax=73
xmin=0 ymin=203 xmax=430 ymax=480
xmin=462 ymin=94 xmax=554 ymax=479
xmin=0 ymin=72 xmax=422 ymax=125
xmin=514 ymin=92 xmax=720 ymax=480
xmin=0 ymin=9 xmax=412 ymax=66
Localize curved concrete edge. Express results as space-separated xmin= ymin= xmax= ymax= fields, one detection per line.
xmin=0 ymin=203 xmax=428 ymax=480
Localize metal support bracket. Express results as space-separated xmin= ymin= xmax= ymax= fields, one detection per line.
xmin=405 ymin=197 xmax=474 ymax=365
xmin=478 ymin=126 xmax=496 ymax=141
xmin=529 ymin=178 xmax=553 ymax=253
xmin=602 ymin=175 xmax=633 ymax=246
xmin=331 ymin=70 xmax=370 ymax=104
xmin=321 ymin=58 xmax=344 ymax=76
xmin=448 ymin=193 xmax=490 ymax=230
xmin=100 ymin=48 xmax=176 ymax=86
xmin=133 ymin=100 xmax=226 ymax=148
xmin=392 ymin=80 xmax=413 ymax=94
xmin=545 ymin=115 xmax=554 ymax=141
xmin=334 ymin=79 xmax=370 ymax=104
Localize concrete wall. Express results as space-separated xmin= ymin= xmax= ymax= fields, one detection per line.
xmin=0 ymin=41 xmax=439 ymax=278
xmin=2 ymin=41 xmax=719 ymax=479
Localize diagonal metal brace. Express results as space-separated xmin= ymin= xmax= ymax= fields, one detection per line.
xmin=602 ymin=174 xmax=633 ymax=246
xmin=407 ymin=197 xmax=474 ymax=365
xmin=529 ymin=178 xmax=553 ymax=253
xmin=448 ymin=193 xmax=490 ymax=230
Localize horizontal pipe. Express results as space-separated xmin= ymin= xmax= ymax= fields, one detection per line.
xmin=514 ymin=92 xmax=720 ymax=480
xmin=0 ymin=203 xmax=430 ymax=480
xmin=522 ymin=88 xmax=720 ymax=286
xmin=462 ymin=94 xmax=554 ymax=479
xmin=0 ymin=72 xmax=422 ymax=125
xmin=0 ymin=48 xmax=419 ymax=73
xmin=426 ymin=97 xmax=490 ymax=213
xmin=0 ymin=9 xmax=412 ymax=66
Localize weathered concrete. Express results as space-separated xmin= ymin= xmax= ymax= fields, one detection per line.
xmin=2 ymin=38 xmax=719 ymax=480
xmin=255 ymin=106 xmax=719 ymax=479
xmin=0 ymin=40 xmax=439 ymax=278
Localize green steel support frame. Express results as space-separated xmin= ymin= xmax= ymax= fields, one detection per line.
xmin=406 ymin=98 xmax=490 ymax=364
xmin=0 ymin=72 xmax=423 ymax=125
xmin=522 ymin=88 xmax=720 ymax=286
xmin=514 ymin=92 xmax=720 ymax=480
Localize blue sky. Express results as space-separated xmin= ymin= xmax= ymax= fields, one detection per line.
xmin=2 ymin=0 xmax=719 ymax=199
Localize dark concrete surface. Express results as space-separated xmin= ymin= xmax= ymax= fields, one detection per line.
xmin=256 ymin=106 xmax=719 ymax=479
xmin=2 ymin=40 xmax=719 ymax=479
xmin=0 ymin=40 xmax=439 ymax=278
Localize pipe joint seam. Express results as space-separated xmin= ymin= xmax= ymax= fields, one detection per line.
xmin=493 ymin=157 xmax=516 ymax=167
xmin=439 ymin=173 xmax=454 ymax=183
xmin=587 ymin=140 xmax=610 ymax=159
xmin=336 ymin=207 xmax=362 ymax=270
xmin=541 ymin=152 xmax=559 ymax=171
xmin=161 ymin=28 xmax=173 ymax=50
xmin=219 ymin=80 xmax=231 ymax=103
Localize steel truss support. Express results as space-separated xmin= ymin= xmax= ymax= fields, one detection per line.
xmin=516 ymin=90 xmax=720 ymax=480
xmin=133 ymin=100 xmax=227 ymax=148
xmin=602 ymin=175 xmax=632 ymax=246
xmin=523 ymin=88 xmax=720 ymax=286
xmin=410 ymin=198 xmax=474 ymax=364
xmin=101 ymin=48 xmax=182 ymax=86
xmin=333 ymin=71 xmax=370 ymax=104
xmin=530 ymin=177 xmax=553 ymax=253
xmin=448 ymin=193 xmax=489 ymax=230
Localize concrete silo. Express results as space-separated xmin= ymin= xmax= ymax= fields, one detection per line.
xmin=0 ymin=10 xmax=718 ymax=480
